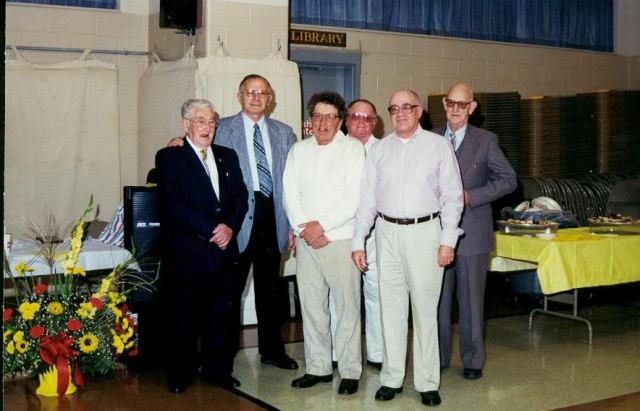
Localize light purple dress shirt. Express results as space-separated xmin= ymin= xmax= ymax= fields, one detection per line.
xmin=352 ymin=127 xmax=464 ymax=250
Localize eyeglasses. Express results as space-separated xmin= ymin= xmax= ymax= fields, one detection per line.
xmin=347 ymin=113 xmax=376 ymax=124
xmin=387 ymin=104 xmax=419 ymax=115
xmin=444 ymin=98 xmax=474 ymax=109
xmin=310 ymin=113 xmax=341 ymax=122
xmin=241 ymin=89 xmax=271 ymax=98
xmin=185 ymin=117 xmax=218 ymax=129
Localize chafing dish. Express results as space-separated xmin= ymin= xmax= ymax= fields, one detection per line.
xmin=497 ymin=220 xmax=559 ymax=236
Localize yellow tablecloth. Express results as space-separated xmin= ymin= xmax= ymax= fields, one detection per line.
xmin=492 ymin=228 xmax=640 ymax=294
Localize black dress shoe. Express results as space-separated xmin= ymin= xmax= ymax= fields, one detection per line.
xmin=366 ymin=360 xmax=382 ymax=370
xmin=421 ymin=390 xmax=441 ymax=406
xmin=203 ymin=375 xmax=241 ymax=389
xmin=375 ymin=385 xmax=403 ymax=401
xmin=463 ymin=368 xmax=483 ymax=380
xmin=261 ymin=354 xmax=299 ymax=370
xmin=291 ymin=373 xmax=333 ymax=388
xmin=167 ymin=382 xmax=187 ymax=394
xmin=338 ymin=378 xmax=358 ymax=395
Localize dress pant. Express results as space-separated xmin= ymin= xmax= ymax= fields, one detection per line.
xmin=234 ymin=192 xmax=288 ymax=358
xmin=329 ymin=229 xmax=382 ymax=364
xmin=438 ymin=253 xmax=488 ymax=370
xmin=296 ymin=238 xmax=362 ymax=379
xmin=165 ymin=268 xmax=235 ymax=385
xmin=376 ymin=218 xmax=443 ymax=392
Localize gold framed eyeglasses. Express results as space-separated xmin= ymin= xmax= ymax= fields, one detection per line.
xmin=444 ymin=98 xmax=474 ymax=109
xmin=241 ymin=89 xmax=271 ymax=98
xmin=185 ymin=118 xmax=218 ymax=129
xmin=347 ymin=113 xmax=376 ymax=124
xmin=387 ymin=104 xmax=419 ymax=115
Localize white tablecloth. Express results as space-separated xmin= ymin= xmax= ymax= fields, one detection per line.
xmin=5 ymin=238 xmax=134 ymax=278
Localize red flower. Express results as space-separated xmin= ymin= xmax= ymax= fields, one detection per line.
xmin=33 ymin=284 xmax=48 ymax=295
xmin=3 ymin=308 xmax=13 ymax=323
xmin=67 ymin=318 xmax=82 ymax=331
xmin=30 ymin=325 xmax=45 ymax=339
xmin=89 ymin=297 xmax=103 ymax=310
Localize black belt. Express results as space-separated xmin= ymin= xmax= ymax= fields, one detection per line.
xmin=377 ymin=212 xmax=440 ymax=225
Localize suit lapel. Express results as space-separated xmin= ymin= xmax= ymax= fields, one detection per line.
xmin=456 ymin=127 xmax=476 ymax=175
xmin=180 ymin=143 xmax=218 ymax=203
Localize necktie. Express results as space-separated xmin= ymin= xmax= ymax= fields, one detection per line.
xmin=449 ymin=131 xmax=457 ymax=150
xmin=253 ymin=124 xmax=273 ymax=196
xmin=200 ymin=149 xmax=210 ymax=177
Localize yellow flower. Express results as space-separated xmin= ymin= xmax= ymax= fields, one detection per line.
xmin=78 ymin=333 xmax=99 ymax=353
xmin=3 ymin=329 xmax=12 ymax=343
xmin=14 ymin=262 xmax=34 ymax=276
xmin=109 ymin=291 xmax=125 ymax=305
xmin=112 ymin=334 xmax=124 ymax=354
xmin=46 ymin=301 xmax=64 ymax=316
xmin=71 ymin=265 xmax=86 ymax=276
xmin=18 ymin=302 xmax=40 ymax=321
xmin=76 ymin=302 xmax=97 ymax=319
xmin=16 ymin=339 xmax=29 ymax=353
xmin=13 ymin=331 xmax=25 ymax=343
xmin=6 ymin=341 xmax=15 ymax=354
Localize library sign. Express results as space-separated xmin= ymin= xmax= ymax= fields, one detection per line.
xmin=290 ymin=29 xmax=347 ymax=47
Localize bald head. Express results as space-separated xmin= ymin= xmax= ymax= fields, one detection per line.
xmin=442 ymin=83 xmax=477 ymax=132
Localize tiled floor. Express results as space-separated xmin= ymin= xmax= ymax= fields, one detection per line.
xmin=4 ymin=299 xmax=640 ymax=410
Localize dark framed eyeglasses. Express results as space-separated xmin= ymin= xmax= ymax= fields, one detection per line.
xmin=444 ymin=98 xmax=474 ymax=109
xmin=387 ymin=104 xmax=419 ymax=115
xmin=241 ymin=89 xmax=271 ymax=98
xmin=310 ymin=113 xmax=341 ymax=122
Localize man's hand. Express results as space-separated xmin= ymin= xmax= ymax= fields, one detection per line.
xmin=308 ymin=235 xmax=330 ymax=249
xmin=437 ymin=245 xmax=456 ymax=267
xmin=210 ymin=224 xmax=233 ymax=250
xmin=298 ymin=221 xmax=325 ymax=246
xmin=351 ymin=250 xmax=367 ymax=271
xmin=287 ymin=231 xmax=296 ymax=251
xmin=167 ymin=135 xmax=184 ymax=147
xmin=464 ymin=190 xmax=470 ymax=205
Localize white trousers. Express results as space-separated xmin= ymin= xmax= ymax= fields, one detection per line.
xmin=330 ymin=229 xmax=382 ymax=363
xmin=376 ymin=218 xmax=444 ymax=392
xmin=296 ymin=238 xmax=362 ymax=379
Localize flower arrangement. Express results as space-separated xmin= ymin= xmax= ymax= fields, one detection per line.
xmin=2 ymin=197 xmax=148 ymax=396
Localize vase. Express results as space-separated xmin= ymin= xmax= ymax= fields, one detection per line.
xmin=35 ymin=365 xmax=77 ymax=397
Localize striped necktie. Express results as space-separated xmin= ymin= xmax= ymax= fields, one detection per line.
xmin=253 ymin=124 xmax=273 ymax=197
xmin=449 ymin=131 xmax=457 ymax=150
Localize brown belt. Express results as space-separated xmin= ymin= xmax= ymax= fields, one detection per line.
xmin=377 ymin=212 xmax=440 ymax=225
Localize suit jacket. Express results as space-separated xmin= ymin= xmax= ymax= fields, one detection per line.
xmin=215 ymin=112 xmax=295 ymax=253
xmin=155 ymin=142 xmax=248 ymax=276
xmin=432 ymin=124 xmax=516 ymax=256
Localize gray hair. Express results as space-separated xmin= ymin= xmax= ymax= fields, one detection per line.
xmin=181 ymin=99 xmax=215 ymax=119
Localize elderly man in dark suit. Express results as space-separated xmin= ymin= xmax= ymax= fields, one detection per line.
xmin=433 ymin=83 xmax=517 ymax=381
xmin=167 ymin=75 xmax=298 ymax=370
xmin=155 ymin=99 xmax=248 ymax=394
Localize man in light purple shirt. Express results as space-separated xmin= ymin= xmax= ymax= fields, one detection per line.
xmin=351 ymin=89 xmax=464 ymax=407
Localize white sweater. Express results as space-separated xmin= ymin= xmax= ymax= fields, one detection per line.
xmin=283 ymin=131 xmax=365 ymax=241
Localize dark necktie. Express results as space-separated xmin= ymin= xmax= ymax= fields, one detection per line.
xmin=253 ymin=124 xmax=273 ymax=197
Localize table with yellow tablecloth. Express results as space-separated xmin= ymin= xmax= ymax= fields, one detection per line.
xmin=492 ymin=228 xmax=640 ymax=294
xmin=490 ymin=228 xmax=640 ymax=344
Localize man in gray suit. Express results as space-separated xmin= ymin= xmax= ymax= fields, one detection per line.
xmin=433 ymin=83 xmax=517 ymax=380
xmin=167 ymin=74 xmax=297 ymax=370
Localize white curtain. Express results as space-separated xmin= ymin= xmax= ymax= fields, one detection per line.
xmin=4 ymin=49 xmax=121 ymax=237
xmin=137 ymin=46 xmax=302 ymax=180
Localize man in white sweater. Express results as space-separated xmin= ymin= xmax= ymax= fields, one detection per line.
xmin=283 ymin=91 xmax=365 ymax=396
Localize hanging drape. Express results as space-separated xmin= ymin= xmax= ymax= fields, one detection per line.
xmin=7 ymin=0 xmax=117 ymax=9
xmin=4 ymin=49 xmax=121 ymax=236
xmin=290 ymin=0 xmax=613 ymax=52
xmin=137 ymin=46 xmax=302 ymax=179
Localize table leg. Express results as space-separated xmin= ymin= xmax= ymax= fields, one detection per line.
xmin=528 ymin=289 xmax=594 ymax=345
